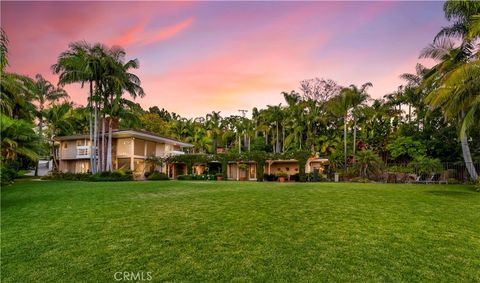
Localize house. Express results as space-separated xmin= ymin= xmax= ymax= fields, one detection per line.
xmin=54 ymin=129 xmax=193 ymax=178
xmin=226 ymin=158 xmax=330 ymax=181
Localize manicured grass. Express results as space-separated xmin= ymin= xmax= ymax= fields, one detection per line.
xmin=1 ymin=180 xmax=479 ymax=282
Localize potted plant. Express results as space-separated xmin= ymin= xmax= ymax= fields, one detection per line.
xmin=277 ymin=172 xmax=288 ymax=183
xmin=215 ymin=172 xmax=224 ymax=181
xmin=238 ymin=163 xmax=249 ymax=181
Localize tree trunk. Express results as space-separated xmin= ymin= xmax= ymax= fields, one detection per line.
xmin=276 ymin=122 xmax=280 ymax=153
xmin=212 ymin=132 xmax=217 ymax=154
xmin=238 ymin=133 xmax=241 ymax=154
xmin=460 ymin=132 xmax=478 ymax=181
xmin=282 ymin=124 xmax=285 ymax=152
xmin=101 ymin=114 xmax=105 ymax=172
xmin=353 ymin=118 xmax=357 ymax=157
xmin=106 ymin=119 xmax=113 ymax=171
xmin=93 ymin=100 xmax=98 ymax=173
xmin=51 ymin=142 xmax=58 ymax=171
xmin=89 ymin=81 xmax=94 ymax=173
xmin=408 ymin=105 xmax=411 ymax=123
xmin=344 ymin=114 xmax=347 ymax=170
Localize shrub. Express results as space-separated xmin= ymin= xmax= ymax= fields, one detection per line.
xmin=177 ymin=174 xmax=215 ymax=181
xmin=276 ymin=172 xmax=288 ymax=178
xmin=89 ymin=170 xmax=133 ymax=182
xmin=147 ymin=172 xmax=169 ymax=181
xmin=411 ymin=157 xmax=443 ymax=175
xmin=264 ymin=174 xmax=277 ymax=181
xmin=290 ymin=173 xmax=300 ymax=182
xmin=475 ymin=178 xmax=480 ymax=192
xmin=0 ymin=163 xmax=18 ymax=185
xmin=42 ymin=172 xmax=92 ymax=181
xmin=177 ymin=175 xmax=193 ymax=181
xmin=354 ymin=149 xmax=383 ymax=178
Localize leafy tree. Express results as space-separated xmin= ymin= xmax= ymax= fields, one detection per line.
xmin=387 ymin=136 xmax=426 ymax=163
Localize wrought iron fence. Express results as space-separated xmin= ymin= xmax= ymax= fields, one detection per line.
xmin=377 ymin=162 xmax=480 ymax=183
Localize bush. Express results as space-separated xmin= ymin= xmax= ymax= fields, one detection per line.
xmin=177 ymin=175 xmax=193 ymax=181
xmin=411 ymin=157 xmax=443 ymax=174
xmin=0 ymin=163 xmax=18 ymax=185
xmin=88 ymin=170 xmax=133 ymax=182
xmin=276 ymin=172 xmax=288 ymax=178
xmin=42 ymin=171 xmax=92 ymax=181
xmin=177 ymin=174 xmax=215 ymax=181
xmin=305 ymin=172 xmax=328 ymax=182
xmin=147 ymin=172 xmax=169 ymax=181
xmin=264 ymin=174 xmax=277 ymax=182
xmin=290 ymin=173 xmax=300 ymax=182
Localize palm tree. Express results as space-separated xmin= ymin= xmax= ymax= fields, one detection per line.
xmin=329 ymin=90 xmax=353 ymax=169
xmin=343 ymin=83 xmax=372 ymax=157
xmin=31 ymin=74 xmax=69 ymax=175
xmin=52 ymin=41 xmax=101 ymax=173
xmin=43 ymin=102 xmax=74 ymax=170
xmin=32 ymin=74 xmax=69 ymax=138
xmin=1 ymin=114 xmax=40 ymax=162
xmin=206 ymin=111 xmax=222 ymax=153
xmin=419 ymin=1 xmax=479 ymax=180
xmin=434 ymin=0 xmax=480 ymax=43
xmin=101 ymin=45 xmax=144 ymax=171
xmin=1 ymin=30 xmax=36 ymax=122
xmin=355 ymin=149 xmax=383 ymax=178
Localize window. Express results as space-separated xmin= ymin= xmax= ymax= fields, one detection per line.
xmin=64 ymin=142 xmax=68 ymax=149
xmin=134 ymin=139 xmax=145 ymax=156
xmin=76 ymin=140 xmax=88 ymax=146
xmin=117 ymin=158 xmax=130 ymax=170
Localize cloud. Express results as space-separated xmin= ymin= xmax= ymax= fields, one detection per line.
xmin=108 ymin=18 xmax=194 ymax=48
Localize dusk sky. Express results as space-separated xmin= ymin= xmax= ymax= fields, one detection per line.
xmin=2 ymin=1 xmax=446 ymax=118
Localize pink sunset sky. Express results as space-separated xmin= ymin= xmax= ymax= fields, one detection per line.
xmin=2 ymin=1 xmax=445 ymax=117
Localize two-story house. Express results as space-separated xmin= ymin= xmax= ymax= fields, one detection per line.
xmin=54 ymin=129 xmax=193 ymax=178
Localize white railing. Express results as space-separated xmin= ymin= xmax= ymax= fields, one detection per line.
xmin=164 ymin=150 xmax=185 ymax=157
xmin=76 ymin=146 xmax=92 ymax=158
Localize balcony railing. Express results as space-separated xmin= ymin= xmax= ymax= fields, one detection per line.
xmin=76 ymin=146 xmax=94 ymax=158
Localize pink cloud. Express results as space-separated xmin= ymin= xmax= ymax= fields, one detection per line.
xmin=108 ymin=17 xmax=194 ymax=48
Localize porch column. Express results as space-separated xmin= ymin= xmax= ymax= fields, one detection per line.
xmin=130 ymin=138 xmax=135 ymax=170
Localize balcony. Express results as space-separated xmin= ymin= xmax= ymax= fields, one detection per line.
xmin=164 ymin=150 xmax=185 ymax=157
xmin=76 ymin=146 xmax=91 ymax=158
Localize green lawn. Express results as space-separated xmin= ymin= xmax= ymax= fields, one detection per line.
xmin=1 ymin=180 xmax=479 ymax=282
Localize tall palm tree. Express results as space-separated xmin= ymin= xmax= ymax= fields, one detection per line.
xmin=419 ymin=0 xmax=479 ymax=180
xmin=329 ymin=90 xmax=353 ymax=169
xmin=33 ymin=74 xmax=69 ymax=137
xmin=344 ymin=82 xmax=372 ymax=157
xmin=206 ymin=111 xmax=222 ymax=153
xmin=44 ymin=102 xmax=74 ymax=170
xmin=52 ymin=41 xmax=102 ymax=173
xmin=101 ymin=45 xmax=144 ymax=171
xmin=31 ymin=74 xmax=69 ymax=175
xmin=434 ymin=0 xmax=480 ymax=43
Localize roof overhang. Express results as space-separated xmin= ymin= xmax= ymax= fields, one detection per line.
xmin=112 ymin=130 xmax=193 ymax=147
